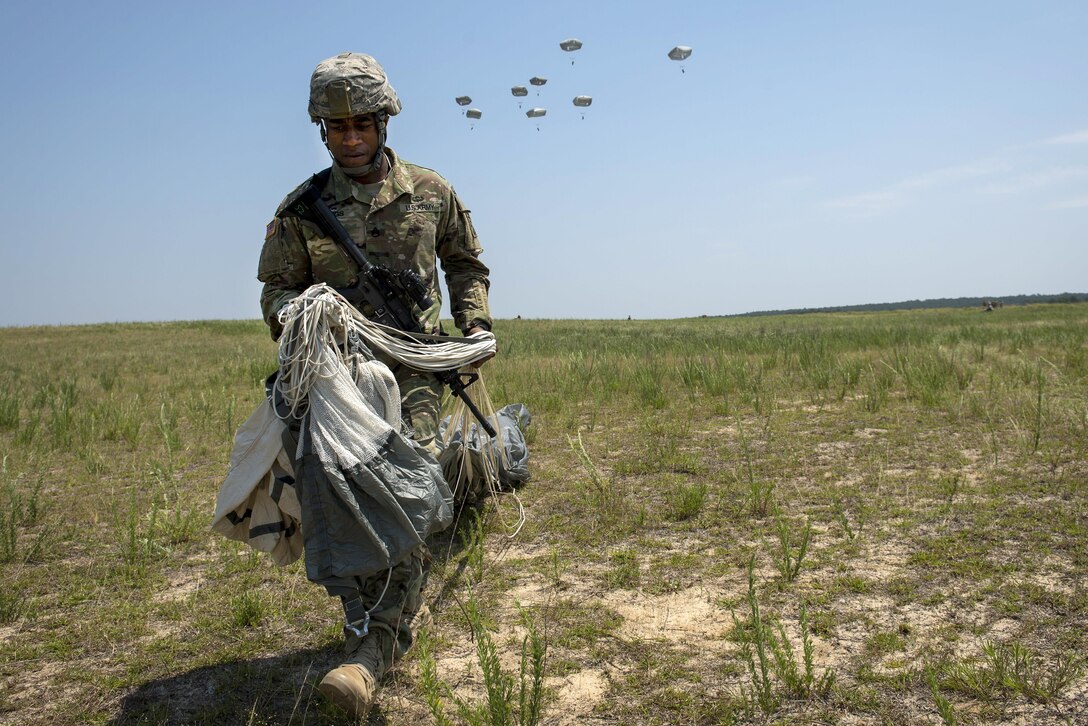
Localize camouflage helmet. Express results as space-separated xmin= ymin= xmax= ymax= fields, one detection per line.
xmin=308 ymin=52 xmax=402 ymax=122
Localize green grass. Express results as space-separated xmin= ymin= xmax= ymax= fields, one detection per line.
xmin=1 ymin=305 xmax=1087 ymax=723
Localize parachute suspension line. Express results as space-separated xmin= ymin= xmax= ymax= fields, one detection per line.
xmin=273 ymin=285 xmax=496 ymax=418
xmin=440 ymin=374 xmax=526 ymax=540
xmin=274 ymin=287 xmax=354 ymax=420
xmin=275 ymin=285 xmax=520 ymax=557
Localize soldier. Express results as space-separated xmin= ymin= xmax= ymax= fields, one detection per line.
xmin=257 ymin=52 xmax=493 ymax=716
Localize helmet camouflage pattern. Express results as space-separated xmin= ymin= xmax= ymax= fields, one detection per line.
xmin=308 ymin=52 xmax=402 ymax=122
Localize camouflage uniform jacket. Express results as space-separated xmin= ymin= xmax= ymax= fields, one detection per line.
xmin=258 ymin=148 xmax=491 ymax=339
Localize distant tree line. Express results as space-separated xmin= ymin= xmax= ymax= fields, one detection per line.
xmin=735 ymin=292 xmax=1087 ymax=317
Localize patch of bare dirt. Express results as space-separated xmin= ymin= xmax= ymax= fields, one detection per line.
xmin=599 ymin=583 xmax=733 ymax=647
xmin=153 ymin=567 xmax=207 ymax=602
xmin=546 ymin=668 xmax=611 ymax=724
xmin=851 ymin=540 xmax=911 ymax=582
xmin=0 ymin=624 xmax=18 ymax=646
xmin=3 ymin=660 xmax=67 ymax=725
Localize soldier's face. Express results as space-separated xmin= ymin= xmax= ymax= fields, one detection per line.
xmin=324 ymin=114 xmax=381 ymax=170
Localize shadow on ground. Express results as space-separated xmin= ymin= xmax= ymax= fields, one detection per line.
xmin=108 ymin=644 xmax=390 ymax=725
xmin=109 ymin=502 xmax=488 ymax=725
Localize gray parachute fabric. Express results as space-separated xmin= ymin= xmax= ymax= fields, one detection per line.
xmin=271 ymin=289 xmax=455 ymax=583
xmin=295 ymin=350 xmax=453 ymax=583
xmin=214 ymin=286 xmax=498 ymax=579
xmin=668 ymin=45 xmax=693 ymax=73
xmin=439 ymin=403 xmax=531 ymax=503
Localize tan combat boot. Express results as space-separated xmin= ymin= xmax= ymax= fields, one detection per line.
xmin=318 ymin=627 xmax=390 ymax=718
xmin=318 ymin=604 xmax=432 ymax=717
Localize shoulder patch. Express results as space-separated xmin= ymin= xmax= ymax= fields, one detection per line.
xmin=265 ymin=218 xmax=279 ymax=239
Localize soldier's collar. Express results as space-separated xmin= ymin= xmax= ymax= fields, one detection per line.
xmin=373 ymin=148 xmax=414 ymax=208
xmin=327 ymin=148 xmax=414 ymax=207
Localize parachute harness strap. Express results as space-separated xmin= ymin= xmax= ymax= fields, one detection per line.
xmin=369 ymin=110 xmax=390 ymax=176
xmin=342 ymin=567 xmax=394 ymax=638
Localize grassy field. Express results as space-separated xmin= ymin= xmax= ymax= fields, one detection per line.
xmin=1 ymin=304 xmax=1086 ymax=725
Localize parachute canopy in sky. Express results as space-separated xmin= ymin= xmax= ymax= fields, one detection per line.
xmin=511 ymin=86 xmax=528 ymax=97
xmin=573 ymin=95 xmax=592 ymax=119
xmin=465 ymin=108 xmax=482 ymax=119
xmin=529 ymin=76 xmax=547 ymax=87
xmin=455 ymin=95 xmax=472 ymax=106
xmin=560 ymin=38 xmax=582 ymax=64
xmin=525 ymin=108 xmax=547 ymax=118
xmin=667 ymin=46 xmax=692 ymax=61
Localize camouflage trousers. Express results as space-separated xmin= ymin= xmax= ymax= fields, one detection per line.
xmin=324 ymin=546 xmax=428 ymax=664
xmin=393 ymin=367 xmax=444 ymax=457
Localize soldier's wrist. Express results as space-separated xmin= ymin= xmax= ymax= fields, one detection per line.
xmin=464 ymin=319 xmax=491 ymax=334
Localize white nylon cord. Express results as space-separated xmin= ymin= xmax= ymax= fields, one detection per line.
xmin=273 ymin=284 xmax=496 ymax=420
xmin=442 ymin=383 xmax=526 ymax=539
xmin=273 ymin=284 xmax=523 ymax=556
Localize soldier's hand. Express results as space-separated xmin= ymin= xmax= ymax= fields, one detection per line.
xmin=467 ymin=326 xmax=495 ymax=368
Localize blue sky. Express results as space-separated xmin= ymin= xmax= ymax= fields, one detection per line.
xmin=1 ymin=0 xmax=1085 ymax=326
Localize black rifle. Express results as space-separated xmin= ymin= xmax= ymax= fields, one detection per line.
xmin=277 ymin=168 xmax=497 ymax=438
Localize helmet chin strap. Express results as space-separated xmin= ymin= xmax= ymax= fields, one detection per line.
xmin=321 ymin=112 xmax=389 ymax=179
